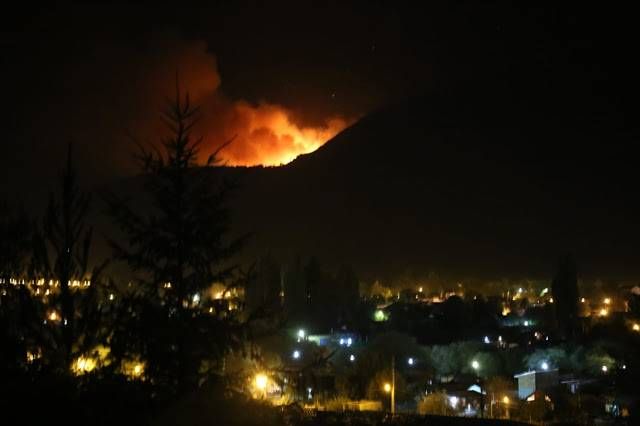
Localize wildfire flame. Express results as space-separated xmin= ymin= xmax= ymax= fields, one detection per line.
xmin=208 ymin=101 xmax=349 ymax=166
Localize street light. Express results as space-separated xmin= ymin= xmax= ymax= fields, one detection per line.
xmin=383 ymin=382 xmax=391 ymax=393
xmin=255 ymin=374 xmax=268 ymax=391
xmin=541 ymin=361 xmax=549 ymax=371
xmin=502 ymin=396 xmax=510 ymax=419
xmin=292 ymin=350 xmax=301 ymax=360
xmin=471 ymin=360 xmax=484 ymax=418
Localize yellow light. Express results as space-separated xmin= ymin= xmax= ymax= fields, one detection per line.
xmin=603 ymin=297 xmax=611 ymax=305
xmin=502 ymin=396 xmax=510 ymax=404
xmin=133 ymin=363 xmax=143 ymax=376
xmin=418 ymin=286 xmax=423 ymax=293
xmin=549 ymin=297 xmax=554 ymax=303
xmin=48 ymin=311 xmax=59 ymax=321
xmin=73 ymin=356 xmax=96 ymax=375
xmin=502 ymin=307 xmax=511 ymax=316
xmin=633 ymin=323 xmax=640 ymax=332
xmin=383 ymin=383 xmax=391 ymax=393
xmin=255 ymin=374 xmax=268 ymax=390
xmin=599 ymin=308 xmax=608 ymax=317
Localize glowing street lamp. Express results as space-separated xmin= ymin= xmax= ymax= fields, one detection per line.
xmin=502 ymin=395 xmax=510 ymax=419
xmin=471 ymin=360 xmax=484 ymax=418
xmin=297 ymin=329 xmax=306 ymax=342
xmin=633 ymin=323 xmax=640 ymax=332
xmin=407 ymin=357 xmax=414 ymax=366
xmin=383 ymin=382 xmax=391 ymax=393
xmin=255 ymin=374 xmax=268 ymax=390
xmin=349 ymin=354 xmax=355 ymax=362
xmin=601 ymin=365 xmax=608 ymax=373
xmin=541 ymin=361 xmax=549 ymax=371
xmin=292 ymin=350 xmax=301 ymax=360
xmin=603 ymin=297 xmax=611 ymax=305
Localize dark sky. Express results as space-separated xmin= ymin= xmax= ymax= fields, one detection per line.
xmin=2 ymin=2 xmax=639 ymax=207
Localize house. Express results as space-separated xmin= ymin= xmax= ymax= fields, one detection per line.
xmin=514 ymin=368 xmax=559 ymax=400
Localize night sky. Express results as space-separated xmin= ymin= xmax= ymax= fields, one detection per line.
xmin=2 ymin=2 xmax=640 ymax=280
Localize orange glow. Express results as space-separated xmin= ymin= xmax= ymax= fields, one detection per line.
xmin=204 ymin=101 xmax=350 ymax=166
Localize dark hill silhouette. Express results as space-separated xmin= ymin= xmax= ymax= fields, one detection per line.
xmin=229 ymin=84 xmax=640 ymax=281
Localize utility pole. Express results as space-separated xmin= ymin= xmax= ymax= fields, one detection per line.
xmin=391 ymin=355 xmax=396 ymax=415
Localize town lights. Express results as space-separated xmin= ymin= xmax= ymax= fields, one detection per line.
xmin=383 ymin=382 xmax=391 ymax=393
xmin=633 ymin=323 xmax=640 ymax=332
xmin=502 ymin=396 xmax=510 ymax=404
xmin=603 ymin=297 xmax=611 ymax=305
xmin=72 ymin=356 xmax=96 ymax=375
xmin=599 ymin=308 xmax=608 ymax=317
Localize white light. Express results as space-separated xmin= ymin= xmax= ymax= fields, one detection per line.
xmin=108 ymin=293 xmax=115 ymax=301
xmin=541 ymin=361 xmax=549 ymax=371
xmin=602 ymin=365 xmax=608 ymax=373
xmin=471 ymin=360 xmax=480 ymax=370
xmin=347 ymin=337 xmax=353 ymax=346
xmin=292 ymin=350 xmax=300 ymax=360
xmin=449 ymin=396 xmax=459 ymax=408
xmin=524 ymin=320 xmax=530 ymax=327
xmin=518 ymin=288 xmax=523 ymax=293
xmin=298 ymin=329 xmax=305 ymax=339
xmin=339 ymin=338 xmax=345 ymax=345
xmin=408 ymin=357 xmax=414 ymax=366
xmin=349 ymin=354 xmax=355 ymax=362
xmin=192 ymin=293 xmax=200 ymax=304
xmin=622 ymin=364 xmax=627 ymax=370
xmin=498 ymin=335 xmax=502 ymax=342
xmin=484 ymin=336 xmax=490 ymax=344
